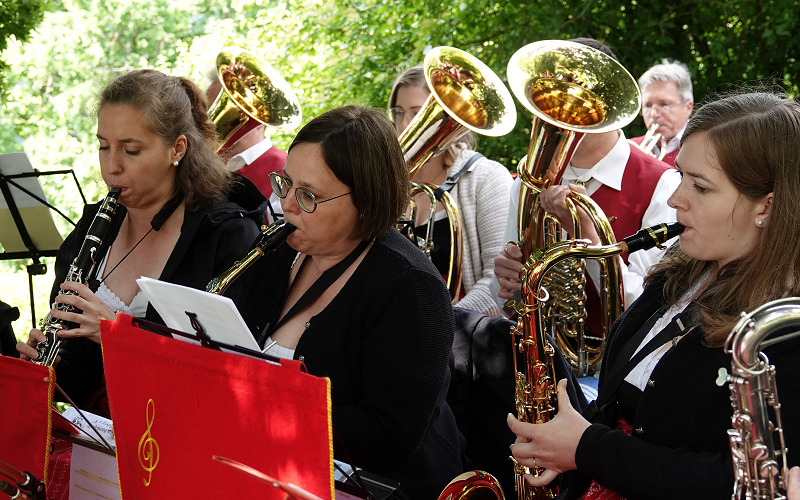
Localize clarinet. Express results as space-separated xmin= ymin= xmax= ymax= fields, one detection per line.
xmin=32 ymin=187 xmax=123 ymax=366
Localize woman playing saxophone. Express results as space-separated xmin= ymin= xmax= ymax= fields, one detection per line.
xmin=507 ymin=91 xmax=800 ymax=499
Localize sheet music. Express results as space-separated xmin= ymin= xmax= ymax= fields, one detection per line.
xmin=136 ymin=277 xmax=260 ymax=351
xmin=0 ymin=152 xmax=64 ymax=253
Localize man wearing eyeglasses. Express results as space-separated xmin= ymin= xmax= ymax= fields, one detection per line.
xmin=630 ymin=60 xmax=695 ymax=167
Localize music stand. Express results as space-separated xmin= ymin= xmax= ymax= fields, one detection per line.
xmin=0 ymin=152 xmax=85 ymax=327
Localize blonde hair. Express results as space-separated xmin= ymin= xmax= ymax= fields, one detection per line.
xmin=99 ymin=69 xmax=232 ymax=211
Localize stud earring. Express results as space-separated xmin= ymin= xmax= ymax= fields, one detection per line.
xmin=757 ymin=219 xmax=765 ymax=227
xmin=172 ymin=160 xmax=179 ymax=167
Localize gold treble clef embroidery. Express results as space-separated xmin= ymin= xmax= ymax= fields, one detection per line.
xmin=138 ymin=398 xmax=160 ymax=486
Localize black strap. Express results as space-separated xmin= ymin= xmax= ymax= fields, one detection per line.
xmin=256 ymin=239 xmax=371 ymax=346
xmin=596 ymin=303 xmax=696 ymax=409
xmin=433 ymin=153 xmax=484 ymax=200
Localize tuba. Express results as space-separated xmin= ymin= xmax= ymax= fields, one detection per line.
xmin=398 ymin=46 xmax=517 ymax=302
xmin=208 ymin=47 xmax=302 ymax=155
xmin=506 ymin=40 xmax=642 ymax=376
xmin=511 ymin=223 xmax=683 ymax=499
xmin=725 ymin=298 xmax=800 ymax=499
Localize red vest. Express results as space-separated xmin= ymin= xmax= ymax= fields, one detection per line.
xmin=583 ymin=145 xmax=671 ymax=335
xmin=630 ymin=135 xmax=678 ymax=167
xmin=237 ymin=146 xmax=288 ymax=198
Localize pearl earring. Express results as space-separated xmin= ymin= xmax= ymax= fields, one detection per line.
xmin=757 ymin=219 xmax=765 ymax=227
xmin=173 ymin=160 xmax=179 ymax=167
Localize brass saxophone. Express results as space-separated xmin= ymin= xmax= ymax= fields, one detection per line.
xmin=33 ymin=187 xmax=123 ymax=366
xmin=205 ymin=219 xmax=296 ymax=295
xmin=725 ymin=297 xmax=800 ymax=500
xmin=510 ymin=222 xmax=683 ymax=499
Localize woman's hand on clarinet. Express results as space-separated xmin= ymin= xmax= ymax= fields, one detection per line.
xmin=16 ymin=328 xmax=48 ymax=362
xmin=494 ymin=242 xmax=524 ymax=299
xmin=48 ymin=282 xmax=116 ymax=344
xmin=507 ymin=379 xmax=590 ymax=487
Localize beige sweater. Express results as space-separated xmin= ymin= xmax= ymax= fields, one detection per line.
xmin=448 ymin=146 xmax=513 ymax=317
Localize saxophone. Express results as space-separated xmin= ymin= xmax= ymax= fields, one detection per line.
xmin=33 ymin=187 xmax=123 ymax=366
xmin=725 ymin=298 xmax=800 ymax=500
xmin=205 ymin=219 xmax=296 ymax=295
xmin=510 ymin=222 xmax=683 ymax=499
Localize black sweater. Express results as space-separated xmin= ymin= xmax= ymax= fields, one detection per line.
xmin=562 ymin=277 xmax=800 ymax=500
xmin=234 ymin=228 xmax=466 ymax=499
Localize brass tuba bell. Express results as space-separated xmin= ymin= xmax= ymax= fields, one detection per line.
xmin=506 ymin=39 xmax=641 ymax=377
xmin=208 ymin=47 xmax=302 ymax=155
xmin=398 ymin=46 xmax=517 ymax=302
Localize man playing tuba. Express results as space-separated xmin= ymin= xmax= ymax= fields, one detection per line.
xmin=492 ymin=38 xmax=681 ymax=366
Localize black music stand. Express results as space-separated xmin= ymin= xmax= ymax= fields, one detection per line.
xmin=0 ymin=152 xmax=85 ymax=328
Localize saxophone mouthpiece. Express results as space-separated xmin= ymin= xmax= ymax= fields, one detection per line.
xmin=621 ymin=222 xmax=684 ymax=254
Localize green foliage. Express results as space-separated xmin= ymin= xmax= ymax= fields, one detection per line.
xmin=0 ymin=0 xmax=56 ymax=97
xmin=2 ymin=0 xmax=800 ymax=312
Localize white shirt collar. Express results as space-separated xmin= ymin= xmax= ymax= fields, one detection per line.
xmin=228 ymin=136 xmax=273 ymax=170
xmin=663 ymin=125 xmax=685 ymax=155
xmin=562 ymin=131 xmax=630 ymax=192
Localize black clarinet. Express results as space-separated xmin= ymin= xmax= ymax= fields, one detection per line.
xmin=33 ymin=187 xmax=123 ymax=366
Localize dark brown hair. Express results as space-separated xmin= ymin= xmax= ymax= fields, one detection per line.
xmin=289 ymin=106 xmax=409 ymax=240
xmin=648 ymin=92 xmax=800 ymax=346
xmin=98 ymin=69 xmax=232 ymax=211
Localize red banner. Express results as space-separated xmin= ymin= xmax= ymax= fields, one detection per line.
xmin=102 ymin=313 xmax=333 ymax=499
xmin=0 ymin=355 xmax=54 ymax=482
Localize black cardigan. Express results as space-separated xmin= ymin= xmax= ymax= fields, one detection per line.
xmin=53 ymin=176 xmax=266 ymax=409
xmin=234 ymin=228 xmax=466 ymax=499
xmin=561 ymin=277 xmax=800 ymax=500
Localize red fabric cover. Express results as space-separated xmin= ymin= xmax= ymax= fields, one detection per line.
xmin=46 ymin=438 xmax=73 ymax=500
xmin=579 ymin=418 xmax=633 ymax=500
xmin=101 ymin=313 xmax=333 ymax=499
xmin=237 ymin=146 xmax=288 ymax=199
xmin=0 ymin=356 xmax=53 ymax=482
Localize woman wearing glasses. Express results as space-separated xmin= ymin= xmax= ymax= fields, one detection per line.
xmin=233 ymin=106 xmax=465 ymax=499
xmin=388 ymin=66 xmax=513 ymax=317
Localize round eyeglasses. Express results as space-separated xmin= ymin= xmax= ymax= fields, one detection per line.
xmin=269 ymin=170 xmax=351 ymax=214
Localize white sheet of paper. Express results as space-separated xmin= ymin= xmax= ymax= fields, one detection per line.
xmin=0 ymin=152 xmax=64 ymax=253
xmin=61 ymin=407 xmax=116 ymax=449
xmin=136 ymin=277 xmax=260 ymax=351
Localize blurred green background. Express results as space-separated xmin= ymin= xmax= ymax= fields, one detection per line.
xmin=2 ymin=0 xmax=799 ymax=339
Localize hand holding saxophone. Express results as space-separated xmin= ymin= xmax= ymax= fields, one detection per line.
xmin=494 ymin=242 xmax=524 ymax=299
xmin=507 ymin=379 xmax=589 ymax=486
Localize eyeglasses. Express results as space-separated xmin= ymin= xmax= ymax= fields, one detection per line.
xmin=642 ymin=102 xmax=683 ymax=114
xmin=388 ymin=107 xmax=419 ymax=124
xmin=269 ymin=170 xmax=351 ymax=214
